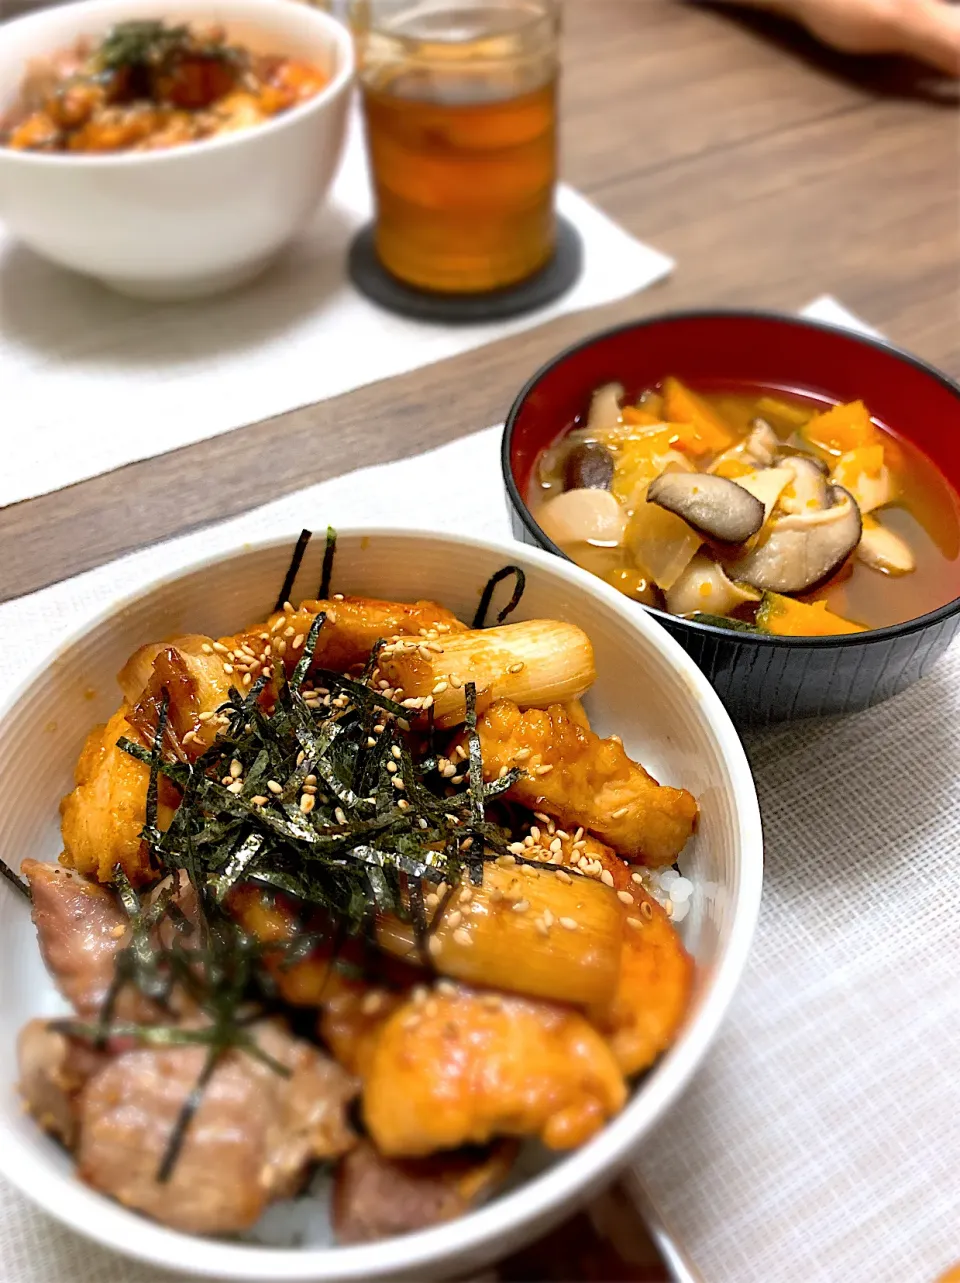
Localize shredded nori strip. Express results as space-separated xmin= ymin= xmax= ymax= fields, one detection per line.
xmin=274 ymin=529 xmax=312 ymax=613
xmin=0 ymin=859 xmax=30 ymax=900
xmin=472 ymin=565 xmax=526 ymax=628
xmin=318 ymin=526 xmax=337 ymax=600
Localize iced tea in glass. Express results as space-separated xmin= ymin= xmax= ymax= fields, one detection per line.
xmin=355 ymin=0 xmax=560 ymax=294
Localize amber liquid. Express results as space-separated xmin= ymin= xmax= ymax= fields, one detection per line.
xmin=359 ymin=4 xmax=558 ymax=293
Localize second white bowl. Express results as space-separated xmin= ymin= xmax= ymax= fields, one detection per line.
xmin=0 ymin=0 xmax=354 ymax=299
xmin=0 ymin=528 xmax=763 ymax=1280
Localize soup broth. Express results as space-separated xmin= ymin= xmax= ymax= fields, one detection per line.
xmin=529 ymin=380 xmax=960 ymax=636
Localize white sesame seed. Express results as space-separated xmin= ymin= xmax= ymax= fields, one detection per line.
xmin=226 ymin=780 xmax=243 ymax=795
xmin=392 ymin=777 xmax=405 ymax=790
xmin=201 ymin=643 xmax=213 ymax=654
xmin=267 ymin=780 xmax=283 ymax=795
xmin=251 ymin=795 xmax=268 ymax=806
xmin=223 ymin=664 xmax=234 ymax=674
xmin=198 ymin=710 xmax=214 ymax=722
xmin=631 ymin=872 xmax=644 ymax=885
xmin=559 ymin=917 xmax=578 ymax=930
xmin=512 ymin=899 xmax=529 ymax=913
xmin=292 ymin=634 xmax=305 ymax=651
xmin=335 ymin=807 xmax=347 ymax=825
xmin=506 ymin=661 xmax=525 ymax=674
xmin=212 ymin=641 xmax=229 ymax=654
xmin=611 ymin=805 xmax=629 ymax=819
xmin=446 ymin=910 xmax=462 ymax=929
xmin=555 ymin=869 xmax=572 ymax=884
xmin=300 ymin=794 xmax=315 ymax=814
xmin=627 ymin=917 xmax=643 ymax=930
xmin=229 ymin=759 xmax=243 ymax=778
xmin=453 ymin=928 xmax=472 ymax=947
xmin=617 ymin=890 xmax=634 ymax=905
xmin=600 ymin=869 xmax=615 ymax=888
xmin=427 ymin=935 xmax=442 ymax=957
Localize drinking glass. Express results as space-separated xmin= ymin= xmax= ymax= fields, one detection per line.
xmin=354 ymin=0 xmax=561 ymax=295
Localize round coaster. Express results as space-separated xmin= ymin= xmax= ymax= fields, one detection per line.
xmin=347 ymin=215 xmax=583 ymax=324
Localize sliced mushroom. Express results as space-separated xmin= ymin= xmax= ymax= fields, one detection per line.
xmin=709 ymin=420 xmax=779 ymax=476
xmin=665 ymin=553 xmax=762 ymax=617
xmin=857 ymin=516 xmax=915 ymax=576
xmin=745 ymin=419 xmax=780 ymax=468
xmin=831 ymin=449 xmax=892 ymax=514
xmin=647 ymin=472 xmax=765 ymax=544
xmin=586 ymin=383 xmax=623 ymax=434
xmin=734 ymin=465 xmax=795 ymax=522
xmin=726 ymin=485 xmax=862 ymax=593
xmin=538 ymin=487 xmax=626 ymax=548
xmin=778 ymin=455 xmax=829 ymax=516
xmin=564 ymin=442 xmax=615 ymax=491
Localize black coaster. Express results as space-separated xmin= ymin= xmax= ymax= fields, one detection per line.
xmin=347 ymin=214 xmax=583 ymax=323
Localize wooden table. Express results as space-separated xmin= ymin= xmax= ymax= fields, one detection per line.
xmin=2 ymin=0 xmax=958 ymax=604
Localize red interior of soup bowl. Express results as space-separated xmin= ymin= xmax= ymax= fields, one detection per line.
xmin=505 ymin=312 xmax=960 ymax=506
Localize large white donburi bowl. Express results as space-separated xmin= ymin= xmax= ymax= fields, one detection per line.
xmin=0 ymin=0 xmax=354 ymax=299
xmin=0 ymin=529 xmax=762 ymax=1281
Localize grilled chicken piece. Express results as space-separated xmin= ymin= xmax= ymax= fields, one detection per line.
xmin=18 ymin=1019 xmax=106 ymax=1148
xmin=537 ymin=833 xmax=694 ymax=1076
xmin=62 ymin=635 xmax=237 ymax=885
xmin=118 ymin=633 xmax=239 ymax=759
xmin=319 ymin=985 xmax=406 ymax=1078
xmin=78 ymin=1020 xmax=357 ymax=1235
xmin=226 ymin=884 xmax=354 ymax=1008
xmin=590 ymin=886 xmax=694 ymax=1076
xmin=333 ymin=1139 xmax=517 ymax=1244
xmin=219 ymin=595 xmax=466 ymax=682
xmin=362 ymin=985 xmax=626 ymax=1157
xmin=59 ymin=706 xmax=178 ymax=885
xmin=21 ymin=859 xmax=148 ymax=1020
xmin=473 ymin=700 xmax=698 ymax=866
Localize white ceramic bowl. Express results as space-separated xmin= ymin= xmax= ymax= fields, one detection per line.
xmin=0 ymin=529 xmax=762 ymax=1281
xmin=0 ymin=0 xmax=354 ymax=298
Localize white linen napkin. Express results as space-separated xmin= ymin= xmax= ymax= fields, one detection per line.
xmin=0 ymin=110 xmax=672 ymax=508
xmin=3 ymin=298 xmax=956 ymax=1283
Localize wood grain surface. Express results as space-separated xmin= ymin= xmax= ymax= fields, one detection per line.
xmin=1 ymin=0 xmax=957 ymax=606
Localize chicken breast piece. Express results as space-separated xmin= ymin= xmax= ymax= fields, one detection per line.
xmin=484 ymin=828 xmax=694 ymax=1077
xmin=473 ymin=700 xmax=698 ymax=866
xmin=333 ymin=1139 xmax=517 ymax=1244
xmin=59 ymin=706 xmax=177 ymax=886
xmin=61 ymin=636 xmax=234 ymax=885
xmin=18 ymin=1019 xmax=106 ymax=1148
xmin=362 ymin=986 xmax=626 ymax=1157
xmin=589 ymin=887 xmax=694 ymax=1077
xmin=219 ymin=595 xmax=466 ymax=681
xmin=78 ymin=1021 xmax=357 ymax=1235
xmin=22 ymin=859 xmax=138 ymax=1020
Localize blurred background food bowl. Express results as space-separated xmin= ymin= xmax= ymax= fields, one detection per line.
xmin=503 ymin=310 xmax=960 ymax=725
xmin=0 ymin=0 xmax=354 ymax=299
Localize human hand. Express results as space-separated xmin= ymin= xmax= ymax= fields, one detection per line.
xmin=721 ymin=0 xmax=960 ymax=74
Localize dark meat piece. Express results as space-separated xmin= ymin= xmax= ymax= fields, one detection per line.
xmin=17 ymin=1020 xmax=106 ymax=1148
xmin=77 ymin=1020 xmax=357 ymax=1235
xmin=22 ymin=859 xmax=135 ymax=1020
xmin=333 ymin=1140 xmax=517 ymax=1244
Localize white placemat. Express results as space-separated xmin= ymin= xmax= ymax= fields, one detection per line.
xmin=3 ymin=298 xmax=957 ymax=1283
xmin=0 ymin=109 xmax=672 ymax=509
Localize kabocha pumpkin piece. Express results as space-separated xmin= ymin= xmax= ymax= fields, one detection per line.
xmin=755 ymin=591 xmax=865 ymax=636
